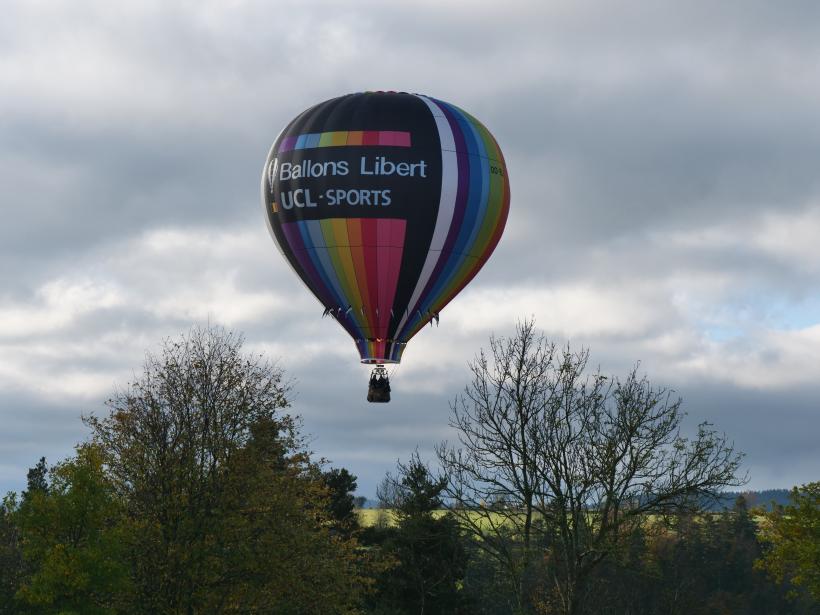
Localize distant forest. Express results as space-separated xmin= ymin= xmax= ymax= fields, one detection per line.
xmin=361 ymin=490 xmax=794 ymax=511
xmin=706 ymin=489 xmax=793 ymax=511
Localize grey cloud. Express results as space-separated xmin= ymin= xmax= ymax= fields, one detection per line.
xmin=2 ymin=0 xmax=819 ymax=498
xmin=0 ymin=392 xmax=90 ymax=493
xmin=679 ymin=382 xmax=820 ymax=490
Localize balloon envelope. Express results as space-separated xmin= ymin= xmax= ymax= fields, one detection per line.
xmin=262 ymin=92 xmax=510 ymax=364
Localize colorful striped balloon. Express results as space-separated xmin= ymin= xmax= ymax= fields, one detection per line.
xmin=262 ymin=92 xmax=510 ymax=364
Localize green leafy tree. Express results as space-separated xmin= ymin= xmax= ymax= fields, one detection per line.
xmin=210 ymin=417 xmax=369 ymax=613
xmin=84 ymin=325 xmax=366 ymax=613
xmin=323 ymin=467 xmax=360 ymax=535
xmin=0 ymin=493 xmax=22 ymax=614
xmin=371 ymin=454 xmax=469 ymax=614
xmin=23 ymin=458 xmax=48 ymax=500
xmin=546 ymin=496 xmax=811 ymax=615
xmin=624 ymin=498 xmax=806 ymax=615
xmin=14 ymin=445 xmax=132 ymax=614
xmin=756 ymin=482 xmax=820 ymax=602
xmin=0 ymin=454 xmax=52 ymax=613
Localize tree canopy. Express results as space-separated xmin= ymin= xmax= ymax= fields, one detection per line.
xmin=7 ymin=326 xmax=367 ymax=614
xmin=756 ymin=482 xmax=820 ymax=601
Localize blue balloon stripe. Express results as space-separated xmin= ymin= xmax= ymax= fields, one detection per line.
xmin=280 ymin=221 xmax=361 ymax=342
xmin=299 ymin=221 xmax=366 ymax=340
xmin=300 ymin=222 xmax=347 ymax=308
xmin=406 ymin=102 xmax=488 ymax=330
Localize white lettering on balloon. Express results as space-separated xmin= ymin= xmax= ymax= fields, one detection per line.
xmin=270 ymin=154 xmax=431 ymax=212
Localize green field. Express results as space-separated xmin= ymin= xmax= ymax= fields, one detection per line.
xmin=356 ymin=509 xmax=465 ymax=527
xmin=356 ymin=508 xmax=511 ymax=529
xmin=356 ymin=508 xmax=396 ymax=527
xmin=355 ymin=509 xmax=760 ymax=532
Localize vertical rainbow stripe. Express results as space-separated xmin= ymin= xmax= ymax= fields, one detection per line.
xmin=281 ymin=218 xmax=407 ymax=361
xmin=390 ymin=95 xmax=510 ymax=344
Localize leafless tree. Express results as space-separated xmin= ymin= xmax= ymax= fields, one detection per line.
xmin=436 ymin=320 xmax=745 ymax=615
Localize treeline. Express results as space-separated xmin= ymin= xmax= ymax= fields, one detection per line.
xmin=0 ymin=324 xmax=817 ymax=614
xmin=359 ymin=458 xmax=817 ymax=615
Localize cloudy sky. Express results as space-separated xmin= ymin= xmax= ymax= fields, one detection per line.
xmin=2 ymin=0 xmax=819 ymax=497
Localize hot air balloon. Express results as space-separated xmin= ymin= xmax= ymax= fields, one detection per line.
xmin=261 ymin=92 xmax=510 ymax=402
